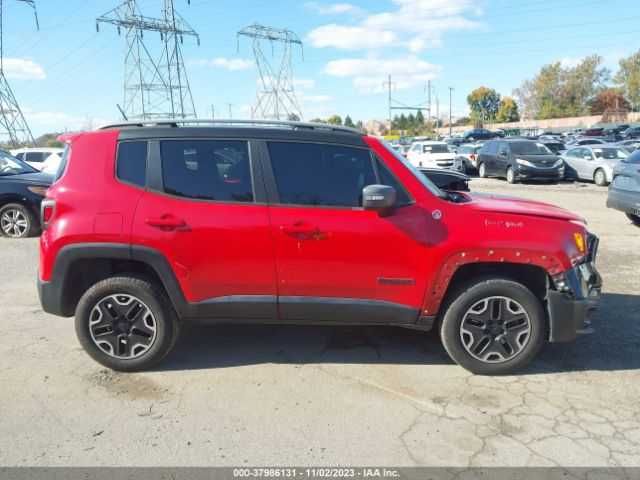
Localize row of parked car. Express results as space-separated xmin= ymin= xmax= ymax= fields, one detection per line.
xmin=394 ymin=135 xmax=640 ymax=227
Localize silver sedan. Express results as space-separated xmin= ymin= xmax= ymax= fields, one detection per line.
xmin=561 ymin=144 xmax=629 ymax=186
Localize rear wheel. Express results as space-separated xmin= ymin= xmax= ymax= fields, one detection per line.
xmin=478 ymin=163 xmax=487 ymax=178
xmin=506 ymin=167 xmax=517 ymax=184
xmin=440 ymin=278 xmax=546 ymax=375
xmin=627 ymin=213 xmax=640 ymax=227
xmin=0 ymin=203 xmax=36 ymax=238
xmin=75 ymin=276 xmax=179 ymax=372
xmin=594 ymin=169 xmax=608 ymax=186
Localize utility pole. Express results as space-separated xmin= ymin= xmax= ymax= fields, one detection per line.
xmin=211 ymin=104 xmax=215 ymax=119
xmin=448 ymin=87 xmax=454 ymax=137
xmin=426 ymin=80 xmax=432 ymax=123
xmin=0 ymin=0 xmax=38 ymax=147
xmin=238 ymin=24 xmax=303 ymax=120
xmin=383 ymin=74 xmax=394 ymax=129
xmin=436 ymin=95 xmax=439 ymax=127
xmin=97 ymin=0 xmax=199 ymax=120
xmin=227 ymin=103 xmax=233 ymax=119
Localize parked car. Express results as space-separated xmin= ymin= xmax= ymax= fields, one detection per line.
xmin=406 ymin=140 xmax=456 ymax=169
xmin=0 ymin=150 xmax=52 ymax=238
xmin=476 ymin=139 xmax=564 ymax=183
xmin=561 ymin=144 xmax=629 ymax=186
xmin=607 ymin=149 xmax=640 ymax=227
xmin=10 ymin=147 xmax=64 ymax=174
xmin=566 ymin=137 xmax=607 ymax=147
xmin=38 ymin=120 xmax=602 ymax=375
xmin=461 ymin=128 xmax=497 ymax=142
xmin=453 ymin=143 xmax=483 ymax=174
xmin=621 ymin=126 xmax=640 ymax=140
xmin=617 ymin=139 xmax=640 ymax=152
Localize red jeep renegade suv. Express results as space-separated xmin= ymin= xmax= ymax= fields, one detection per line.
xmin=38 ymin=120 xmax=602 ymax=374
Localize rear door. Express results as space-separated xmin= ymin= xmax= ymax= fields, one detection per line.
xmin=132 ymin=137 xmax=277 ymax=319
xmin=263 ymin=140 xmax=428 ymax=324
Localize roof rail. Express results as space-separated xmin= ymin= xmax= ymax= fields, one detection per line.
xmin=97 ymin=119 xmax=363 ymax=135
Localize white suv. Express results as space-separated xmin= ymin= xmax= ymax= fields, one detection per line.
xmin=406 ymin=141 xmax=456 ymax=169
xmin=10 ymin=148 xmax=64 ymax=174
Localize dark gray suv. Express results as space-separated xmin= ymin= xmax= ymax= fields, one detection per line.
xmin=607 ymin=149 xmax=640 ymax=227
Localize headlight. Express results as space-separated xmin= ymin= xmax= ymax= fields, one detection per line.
xmin=516 ymin=158 xmax=534 ymax=167
xmin=554 ymin=159 xmax=564 ymax=168
xmin=27 ymin=186 xmax=48 ymax=196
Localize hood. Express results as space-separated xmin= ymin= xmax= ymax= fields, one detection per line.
xmin=468 ymin=192 xmax=583 ymax=222
xmin=3 ymin=171 xmax=54 ymax=186
xmin=515 ymin=154 xmax=559 ymax=165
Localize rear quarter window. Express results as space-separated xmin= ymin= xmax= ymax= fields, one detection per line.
xmin=116 ymin=141 xmax=148 ymax=188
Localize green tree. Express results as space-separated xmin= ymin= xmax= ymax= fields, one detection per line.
xmin=496 ymin=97 xmax=520 ymax=123
xmin=344 ymin=115 xmax=356 ymax=128
xmin=326 ymin=115 xmax=342 ymax=125
xmin=467 ymin=86 xmax=501 ymax=123
xmin=615 ymin=50 xmax=640 ymax=111
xmin=415 ymin=110 xmax=425 ymax=125
xmin=515 ymin=56 xmax=609 ymax=120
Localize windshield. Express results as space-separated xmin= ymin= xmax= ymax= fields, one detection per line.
xmin=424 ymin=144 xmax=449 ymax=154
xmin=0 ymin=151 xmax=36 ymax=176
xmin=380 ymin=140 xmax=446 ymax=199
xmin=510 ymin=142 xmax=552 ymax=155
xmin=592 ymin=148 xmax=628 ymax=160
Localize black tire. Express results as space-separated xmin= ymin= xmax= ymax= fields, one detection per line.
xmin=506 ymin=167 xmax=517 ymax=184
xmin=75 ymin=276 xmax=179 ymax=372
xmin=594 ymin=169 xmax=608 ymax=187
xmin=478 ymin=163 xmax=487 ymax=178
xmin=440 ymin=278 xmax=546 ymax=375
xmin=627 ymin=213 xmax=640 ymax=227
xmin=0 ymin=203 xmax=37 ymax=238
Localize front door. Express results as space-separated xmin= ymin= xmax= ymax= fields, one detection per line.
xmin=132 ymin=138 xmax=277 ymax=319
xmin=263 ymin=140 xmax=429 ymax=324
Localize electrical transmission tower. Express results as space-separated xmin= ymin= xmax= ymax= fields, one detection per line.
xmin=0 ymin=0 xmax=38 ymax=147
xmin=97 ymin=0 xmax=199 ymax=120
xmin=238 ymin=24 xmax=303 ymax=121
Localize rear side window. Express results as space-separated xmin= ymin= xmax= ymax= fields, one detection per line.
xmin=268 ymin=142 xmax=376 ymax=207
xmin=25 ymin=152 xmax=46 ymax=163
xmin=117 ymin=141 xmax=148 ymax=188
xmin=160 ymin=140 xmax=253 ymax=202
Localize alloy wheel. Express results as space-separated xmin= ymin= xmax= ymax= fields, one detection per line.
xmin=1 ymin=208 xmax=29 ymax=238
xmin=460 ymin=296 xmax=532 ymax=364
xmin=89 ymin=294 xmax=157 ymax=359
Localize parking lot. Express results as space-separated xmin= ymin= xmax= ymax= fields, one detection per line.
xmin=0 ymin=178 xmax=638 ymax=467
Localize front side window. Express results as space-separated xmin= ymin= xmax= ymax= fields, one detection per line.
xmin=374 ymin=157 xmax=412 ymax=206
xmin=268 ymin=142 xmax=375 ymax=207
xmin=0 ymin=151 xmax=36 ymax=176
xmin=161 ymin=140 xmax=253 ymax=202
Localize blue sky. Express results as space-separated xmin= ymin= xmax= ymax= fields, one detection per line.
xmin=3 ymin=0 xmax=640 ymax=136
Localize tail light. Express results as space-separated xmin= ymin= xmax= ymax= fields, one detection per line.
xmin=41 ymin=199 xmax=56 ymax=229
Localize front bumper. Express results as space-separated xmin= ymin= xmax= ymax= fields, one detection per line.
xmin=516 ymin=164 xmax=564 ymax=180
xmin=547 ymin=234 xmax=602 ymax=342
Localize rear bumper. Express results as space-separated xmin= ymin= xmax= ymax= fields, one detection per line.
xmin=607 ymin=187 xmax=640 ymax=215
xmin=38 ymin=276 xmax=71 ymax=317
xmin=547 ymin=238 xmax=602 ymax=342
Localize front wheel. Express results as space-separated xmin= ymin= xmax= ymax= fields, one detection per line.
xmin=440 ymin=278 xmax=546 ymax=375
xmin=75 ymin=276 xmax=180 ymax=372
xmin=627 ymin=213 xmax=640 ymax=227
xmin=478 ymin=163 xmax=487 ymax=178
xmin=594 ymin=169 xmax=608 ymax=186
xmin=506 ymin=167 xmax=517 ymax=184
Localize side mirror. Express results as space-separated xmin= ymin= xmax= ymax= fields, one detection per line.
xmin=363 ymin=185 xmax=396 ymax=216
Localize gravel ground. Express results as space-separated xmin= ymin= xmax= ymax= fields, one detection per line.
xmin=0 ymin=178 xmax=638 ymax=467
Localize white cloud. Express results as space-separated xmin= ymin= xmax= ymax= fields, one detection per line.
xmin=22 ymin=108 xmax=110 ymax=132
xmin=559 ymin=57 xmax=581 ymax=68
xmin=305 ymin=2 xmax=364 ymax=15
xmin=4 ymin=58 xmax=46 ymax=80
xmin=325 ymin=55 xmax=440 ymax=93
xmin=308 ymin=0 xmax=481 ymax=52
xmin=294 ymin=78 xmax=316 ymax=90
xmin=189 ymin=57 xmax=253 ymax=71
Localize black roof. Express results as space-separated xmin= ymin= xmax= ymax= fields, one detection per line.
xmin=101 ymin=119 xmax=367 ymax=147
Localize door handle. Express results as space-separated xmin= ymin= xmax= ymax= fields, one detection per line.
xmin=145 ymin=215 xmax=189 ymax=231
xmin=280 ymin=223 xmax=326 ymax=240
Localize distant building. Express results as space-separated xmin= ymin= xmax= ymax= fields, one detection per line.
xmin=364 ymin=119 xmax=388 ymax=136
